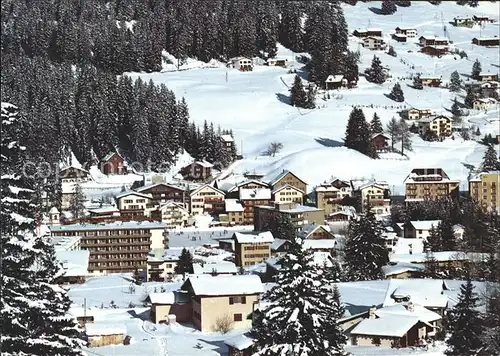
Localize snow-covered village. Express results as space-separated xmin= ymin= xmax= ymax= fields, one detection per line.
xmin=1 ymin=1 xmax=500 ymax=356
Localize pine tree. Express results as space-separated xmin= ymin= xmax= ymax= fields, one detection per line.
xmin=445 ymin=278 xmax=485 ymax=356
xmin=174 ymin=248 xmax=194 ymax=278
xmin=253 ymin=237 xmax=347 ymax=356
xmin=343 ymin=207 xmax=389 ymax=281
xmin=381 ymin=0 xmax=397 ymax=14
xmin=365 ymin=56 xmax=385 ymax=84
xmin=387 ymin=45 xmax=397 ymax=57
xmin=344 ymin=107 xmax=374 ymax=157
xmin=389 ymin=83 xmax=405 ymax=102
xmin=439 ymin=218 xmax=457 ymax=251
xmin=481 ymin=144 xmax=500 ymax=172
xmin=399 ymin=118 xmax=412 ymax=155
xmin=370 ymin=113 xmax=383 ymax=134
xmin=386 ymin=117 xmax=400 ymax=151
xmin=69 ymin=183 xmax=86 ymax=219
xmin=343 ymin=51 xmax=359 ymax=85
xmin=464 ymin=87 xmax=475 ymax=109
xmin=305 ymin=88 xmax=316 ymax=109
xmin=451 ymin=98 xmax=462 ymax=118
xmin=424 ymin=249 xmax=440 ymax=278
xmin=265 ymin=213 xmax=297 ymax=240
xmin=425 ymin=225 xmax=442 ymax=252
xmin=449 ymin=71 xmax=462 ymax=92
xmin=290 ymin=75 xmax=307 ymax=108
xmin=471 ymin=59 xmax=482 ymax=80
xmin=279 ymin=2 xmax=304 ymax=52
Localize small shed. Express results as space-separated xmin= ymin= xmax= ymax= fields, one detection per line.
xmin=325 ymin=75 xmax=345 ymax=90
xmin=392 ymin=33 xmax=407 ymax=42
xmin=266 ymin=58 xmax=288 ymax=67
xmin=225 ymin=333 xmax=255 ymax=356
xmin=86 ymin=324 xmax=127 ymax=348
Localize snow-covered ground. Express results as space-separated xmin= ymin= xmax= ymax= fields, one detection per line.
xmin=127 ymin=1 xmax=499 ymax=195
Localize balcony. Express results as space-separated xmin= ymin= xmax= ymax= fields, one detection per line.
xmin=88 ymin=248 xmax=150 ymax=254
xmin=89 ymin=256 xmax=147 ymax=263
xmin=81 ymin=241 xmax=151 ymax=248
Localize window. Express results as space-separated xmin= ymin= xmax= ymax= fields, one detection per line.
xmin=234 ymin=313 xmax=242 ymax=322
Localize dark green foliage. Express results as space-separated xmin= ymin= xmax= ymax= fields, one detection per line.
xmin=445 ymin=279 xmax=485 ymax=356
xmin=425 ymin=225 xmax=442 ymax=252
xmin=69 ymin=183 xmax=86 ymax=219
xmin=451 ymin=98 xmax=462 ymax=118
xmin=381 ymin=0 xmax=397 ymax=14
xmin=290 ymin=75 xmax=307 ymax=108
xmin=264 ymin=213 xmax=297 ymax=240
xmin=389 ymin=83 xmax=405 ymax=102
xmin=175 ymin=248 xmax=194 ymax=276
xmin=387 ymin=45 xmax=397 ymax=57
xmin=481 ymin=144 xmax=500 ymax=172
xmin=396 ymin=1 xmax=412 ymax=6
xmin=370 ymin=113 xmax=384 ymax=134
xmin=343 ymin=51 xmax=360 ymax=85
xmin=365 ymin=56 xmax=386 ymax=84
xmin=344 ymin=107 xmax=377 ymax=158
xmin=449 ymin=71 xmax=462 ymax=92
xmin=471 ymin=59 xmax=482 ymax=80
xmin=464 ymin=87 xmax=476 ymax=108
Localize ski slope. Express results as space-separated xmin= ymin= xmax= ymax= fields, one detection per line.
xmin=128 ymin=1 xmax=499 ymax=195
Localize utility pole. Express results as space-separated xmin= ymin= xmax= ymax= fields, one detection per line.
xmin=83 ymin=298 xmax=87 ymax=332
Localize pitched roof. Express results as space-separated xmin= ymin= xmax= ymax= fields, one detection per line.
xmin=183 ymin=274 xmax=264 ymax=296
xmin=371 ymin=133 xmax=389 ymax=140
xmin=228 ymin=180 xmax=269 ymax=193
xmin=325 ymin=75 xmax=344 ymax=83
xmin=136 ymin=182 xmax=184 ymax=193
xmin=407 ymin=220 xmax=441 ymax=230
xmin=233 ymin=231 xmax=274 ymax=244
xmin=383 ymin=279 xmax=449 ymax=309
xmin=266 ymin=169 xmax=307 ymax=187
xmin=224 ymin=333 xmax=255 ymax=351
xmin=302 ymin=239 xmax=336 ymax=250
xmin=272 ymin=183 xmax=304 ymax=195
xmin=157 ymin=201 xmax=187 ymax=211
xmin=225 ymin=198 xmax=244 ymax=212
xmin=221 ymin=134 xmax=234 ymax=142
xmin=148 ymin=292 xmax=175 ymax=305
xmin=351 ymin=314 xmax=420 ymax=337
xmin=239 ymin=187 xmax=271 ymax=200
xmin=192 ymin=261 xmax=238 ymax=275
xmin=115 ymin=191 xmax=152 ymax=200
xmin=55 ymin=250 xmax=89 ymax=277
xmin=102 ymin=151 xmax=123 ymax=162
xmin=189 ymin=184 xmax=225 ymax=197
xmin=298 ymin=223 xmax=332 ymax=239
xmin=270 ymin=238 xmax=291 ymax=251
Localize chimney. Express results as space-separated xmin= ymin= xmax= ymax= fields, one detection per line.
xmin=368 ymin=307 xmax=376 ymax=319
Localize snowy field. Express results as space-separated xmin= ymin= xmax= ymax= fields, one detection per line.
xmin=128 ymin=1 xmax=499 ymax=195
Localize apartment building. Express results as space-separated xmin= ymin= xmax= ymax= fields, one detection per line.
xmin=232 ymin=231 xmax=274 ymax=267
xmin=49 ymin=222 xmax=169 ymax=275
xmin=315 ymin=178 xmax=352 ymax=216
xmin=404 ymin=168 xmax=460 ymax=203
xmin=181 ymin=275 xmax=263 ymax=332
xmin=266 ymin=170 xmax=307 ymax=195
xmin=417 ymin=116 xmax=452 ymax=138
xmin=150 ymin=201 xmax=190 ymax=228
xmin=136 ymin=182 xmax=186 ymax=205
xmin=253 ymin=202 xmax=324 ymax=233
xmin=272 ymin=184 xmax=304 ymax=204
xmin=188 ymin=184 xmax=225 ymax=216
xmin=116 ymin=191 xmax=153 ymax=218
xmin=469 ymin=171 xmax=500 ymax=212
xmin=239 ymin=187 xmax=272 ymax=224
xmin=351 ymin=180 xmax=391 ymax=214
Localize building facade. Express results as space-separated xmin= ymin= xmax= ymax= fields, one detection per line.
xmin=253 ymin=203 xmax=324 ymax=232
xmin=136 ymin=183 xmax=186 ymax=205
xmin=189 ymin=184 xmax=225 ymax=216
xmin=181 ymin=161 xmax=213 ymax=182
xmin=116 ymin=191 xmax=153 ymax=218
xmin=266 ymin=170 xmax=307 ymax=195
xmin=49 ymin=222 xmax=169 ymax=275
xmin=100 ymin=152 xmax=126 ymax=175
xmin=404 ymin=168 xmax=460 ymax=203
xmin=469 ymin=171 xmax=500 ymax=212
xmin=418 ymin=116 xmax=452 ymax=137
xmin=232 ymin=231 xmax=274 ymax=267
xmin=271 ymin=184 xmax=304 ymax=204
xmin=151 ymin=202 xmax=190 ymax=228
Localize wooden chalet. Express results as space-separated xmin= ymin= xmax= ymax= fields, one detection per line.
xmin=180 ymin=161 xmax=213 ymax=182
xmin=421 ymin=46 xmax=448 ymax=56
xmin=392 ymin=33 xmax=407 ymax=42
xmin=100 ymin=151 xmax=127 ymax=175
xmin=353 ymin=28 xmax=382 ymax=38
xmin=325 ymin=75 xmax=345 ymax=90
xmin=472 ymin=37 xmax=499 ymax=47
xmin=371 ymin=133 xmax=390 ymax=151
xmin=417 ymin=76 xmax=442 ymax=87
xmin=136 ymin=182 xmax=186 ymax=204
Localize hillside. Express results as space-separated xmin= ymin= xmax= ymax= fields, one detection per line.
xmin=129 ymin=1 xmax=499 ymax=195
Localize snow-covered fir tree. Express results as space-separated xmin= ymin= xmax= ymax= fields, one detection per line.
xmin=387 ymin=45 xmax=397 ymax=57
xmin=174 ymin=248 xmax=194 ymax=278
xmin=439 ymin=218 xmax=457 ymax=251
xmin=343 ymin=206 xmax=389 ymax=281
xmin=386 ymin=117 xmax=400 ymax=151
xmin=425 ymin=225 xmax=442 ymax=252
xmin=365 ymin=56 xmax=385 ymax=84
xmin=290 ymin=75 xmax=307 ymax=108
xmin=464 ymin=87 xmax=476 ymax=109
xmin=471 ymin=59 xmax=482 ymax=80
xmin=445 ymin=278 xmax=485 ymax=356
xmin=449 ymin=71 xmax=462 ymax=92
xmin=253 ymin=237 xmax=347 ymax=356
xmin=370 ymin=113 xmax=384 ymax=134
xmin=344 ymin=107 xmax=376 ymax=158
xmin=343 ymin=51 xmax=360 ymax=85
xmin=481 ymin=144 xmax=500 ymax=172
xmin=279 ymin=2 xmax=304 ymax=52
xmin=69 ymin=182 xmax=86 ymax=219
xmin=389 ymin=83 xmax=405 ymax=102
xmin=398 ymin=118 xmax=412 ymax=155
xmin=451 ymin=98 xmax=462 ymax=119
xmin=381 ymin=0 xmax=397 ymax=14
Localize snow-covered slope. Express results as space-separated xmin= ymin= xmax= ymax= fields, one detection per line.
xmin=128 ymin=1 xmax=499 ymax=194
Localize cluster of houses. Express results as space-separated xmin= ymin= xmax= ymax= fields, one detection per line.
xmin=452 ymin=14 xmax=495 ymax=27
xmin=227 ymin=57 xmax=289 ymax=72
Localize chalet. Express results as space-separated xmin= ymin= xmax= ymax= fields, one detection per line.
xmin=271 ymin=184 xmax=304 ymax=205
xmin=87 ymin=206 xmax=120 ymax=220
xmin=298 ymin=222 xmax=334 ymax=240
xmin=232 ymin=231 xmax=274 ymax=267
xmin=353 ymin=28 xmax=382 ymax=38
xmin=225 ymin=179 xmax=270 ymax=199
xmin=395 ymin=27 xmax=417 ymax=37
xmin=351 ymin=180 xmax=391 ymax=215
xmin=270 ymin=239 xmax=292 ymax=256
xmin=417 ymin=115 xmax=452 ymax=137
xmin=223 ymin=198 xmax=245 ymax=225
xmin=421 ymin=45 xmax=448 ymax=56
xmin=403 ymin=220 xmax=441 ymax=239
xmin=472 ymin=37 xmax=499 ymax=47
xmin=239 ymin=186 xmax=272 ymax=224
xmin=453 ymin=16 xmax=473 ymax=26
xmin=59 ymin=166 xmax=91 ymax=184
xmin=180 ymin=161 xmax=213 ymax=182
xmin=472 ymin=15 xmax=490 ymax=23
xmin=254 ymin=203 xmax=324 ymax=233
xmin=325 ymin=75 xmax=345 ymax=90
xmin=477 ymin=72 xmax=499 ymax=82
xmin=315 ymin=179 xmax=352 ymax=217
xmin=100 ymin=151 xmax=127 ymax=175
xmin=391 ymin=33 xmax=407 ymax=42
xmin=407 ymin=108 xmax=433 ymax=120
xmin=473 ymin=97 xmax=497 ymax=110
xmin=416 ymin=76 xmax=442 ymax=87
xmin=419 ymin=36 xmax=449 ymax=47
xmin=362 ymin=36 xmax=386 ymax=50
xmin=230 ymin=57 xmax=253 ymax=71
xmin=150 ymin=201 xmax=190 ymax=228
xmin=266 ymin=58 xmax=287 ymax=67
xmin=188 ymin=184 xmax=225 ymax=216
xmin=265 ymin=169 xmax=307 ymax=194
xmin=225 ymin=333 xmax=255 ymax=356
xmin=220 ymin=134 xmax=236 ymax=155
xmin=371 ymin=133 xmax=389 ymax=152
xmin=181 ymin=275 xmax=263 ymax=332
xmin=136 ymin=182 xmax=186 ymax=204
xmin=116 ymin=191 xmax=153 ymax=218
xmin=326 ymin=210 xmax=356 ymax=222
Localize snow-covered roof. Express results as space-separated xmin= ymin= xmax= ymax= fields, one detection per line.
xmin=55 ymin=250 xmax=89 ymax=277
xmin=265 ymin=169 xmax=306 ymax=186
xmin=393 ymin=33 xmax=407 ymax=38
xmin=148 ymin=292 xmax=175 ymax=305
xmin=270 ymin=238 xmax=290 ymax=251
xmin=395 ymin=27 xmax=416 ymax=31
xmin=298 ymin=222 xmax=332 ymax=239
xmin=192 ymin=261 xmax=237 ymax=275
xmin=157 ymin=201 xmax=187 ymax=211
xmin=50 ymin=235 xmax=81 ymax=252
xmin=233 ymin=231 xmax=274 ymax=244
xmin=115 ymin=191 xmax=152 ymax=200
xmin=196 ymin=160 xmax=214 ymax=168
xmin=325 ymin=75 xmax=344 ymax=83
xmin=85 ymin=323 xmax=127 ymax=336
xmin=383 ymin=279 xmax=449 ymax=309
xmin=68 ymin=306 xmax=97 ymax=318
xmin=382 ymin=262 xmax=425 ymax=277
xmin=390 ymin=251 xmax=488 ymax=264
xmin=49 ymin=206 xmax=60 ymax=214
xmin=224 ymin=333 xmax=255 ymax=350
xmin=302 ymin=239 xmax=336 ymax=250
xmin=136 ymin=182 xmax=184 ymax=193
xmin=183 ymin=274 xmax=264 ymax=296
xmin=256 ymin=204 xmax=323 ymax=214
xmin=474 ymin=37 xmax=500 ymax=41
xmin=102 ymin=151 xmax=123 ymax=162
xmin=375 ymin=303 xmax=442 ymax=323
xmin=407 ymin=220 xmax=441 ymax=230
xmin=221 ymin=134 xmax=234 ymax=142
xmin=87 ymin=206 xmax=119 ymax=214
xmin=272 ymin=184 xmax=303 ymax=195
xmin=239 ymin=187 xmax=271 ymax=200
xmin=351 ymin=314 xmax=420 ymax=337
xmin=315 ymin=185 xmax=340 ymax=192
xmin=419 ymin=75 xmax=442 ymax=80
xmin=189 ymin=184 xmax=225 ymax=197
xmin=49 ymin=221 xmax=169 ymax=232
xmin=419 ymin=35 xmax=448 ymax=41
xmin=225 ymin=199 xmax=244 ymax=212
xmin=479 ymin=72 xmax=499 ymax=77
